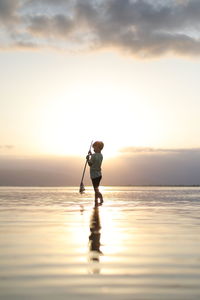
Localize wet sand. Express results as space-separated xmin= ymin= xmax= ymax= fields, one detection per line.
xmin=0 ymin=186 xmax=200 ymax=299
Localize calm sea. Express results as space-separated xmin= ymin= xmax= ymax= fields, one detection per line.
xmin=0 ymin=186 xmax=200 ymax=300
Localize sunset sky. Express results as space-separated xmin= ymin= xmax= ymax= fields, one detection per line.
xmin=1 ymin=0 xmax=200 ymax=185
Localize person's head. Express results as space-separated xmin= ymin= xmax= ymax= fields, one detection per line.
xmin=93 ymin=141 xmax=104 ymax=153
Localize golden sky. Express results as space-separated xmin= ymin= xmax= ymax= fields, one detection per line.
xmin=1 ymin=0 xmax=200 ymax=159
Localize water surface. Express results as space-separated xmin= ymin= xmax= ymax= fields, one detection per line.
xmin=0 ymin=186 xmax=200 ymax=299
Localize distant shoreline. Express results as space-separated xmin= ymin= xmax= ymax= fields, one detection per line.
xmin=0 ymin=185 xmax=200 ymax=188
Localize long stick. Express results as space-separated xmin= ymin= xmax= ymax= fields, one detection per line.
xmin=79 ymin=141 xmax=93 ymax=193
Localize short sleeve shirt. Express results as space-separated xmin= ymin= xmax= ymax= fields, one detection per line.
xmin=89 ymin=153 xmax=103 ymax=179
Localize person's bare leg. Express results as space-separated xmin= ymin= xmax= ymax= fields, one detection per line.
xmin=99 ymin=191 xmax=103 ymax=204
xmin=94 ymin=189 xmax=99 ymax=206
xmin=95 ymin=188 xmax=103 ymax=205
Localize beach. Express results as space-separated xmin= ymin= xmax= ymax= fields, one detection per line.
xmin=0 ymin=186 xmax=200 ymax=300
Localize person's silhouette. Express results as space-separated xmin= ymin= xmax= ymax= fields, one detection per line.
xmin=86 ymin=141 xmax=104 ymax=206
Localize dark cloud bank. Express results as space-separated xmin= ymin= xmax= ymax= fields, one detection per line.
xmin=1 ymin=0 xmax=200 ymax=57
xmin=0 ymin=148 xmax=200 ymax=186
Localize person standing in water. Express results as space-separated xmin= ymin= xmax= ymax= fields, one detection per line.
xmin=86 ymin=141 xmax=104 ymax=206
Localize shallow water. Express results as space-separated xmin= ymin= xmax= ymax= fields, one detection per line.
xmin=0 ymin=186 xmax=200 ymax=300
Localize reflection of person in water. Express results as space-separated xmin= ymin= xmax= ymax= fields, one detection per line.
xmin=88 ymin=207 xmax=103 ymax=269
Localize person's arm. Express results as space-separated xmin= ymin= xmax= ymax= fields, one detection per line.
xmin=86 ymin=153 xmax=94 ymax=166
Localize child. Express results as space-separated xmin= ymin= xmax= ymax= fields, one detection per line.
xmin=86 ymin=141 xmax=104 ymax=206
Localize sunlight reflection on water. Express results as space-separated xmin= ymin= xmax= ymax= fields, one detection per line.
xmin=0 ymin=186 xmax=200 ymax=299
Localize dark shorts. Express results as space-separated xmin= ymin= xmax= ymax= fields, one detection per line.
xmin=92 ymin=176 xmax=102 ymax=189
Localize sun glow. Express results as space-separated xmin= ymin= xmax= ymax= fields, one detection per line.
xmin=38 ymin=81 xmax=161 ymax=158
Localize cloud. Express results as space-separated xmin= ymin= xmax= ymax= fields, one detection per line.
xmin=0 ymin=150 xmax=200 ymax=186
xmin=119 ymin=146 xmax=200 ymax=154
xmin=28 ymin=15 xmax=74 ymax=38
xmin=109 ymin=147 xmax=200 ymax=185
xmin=0 ymin=145 xmax=15 ymax=150
xmin=0 ymin=155 xmax=84 ymax=186
xmin=0 ymin=0 xmax=18 ymax=23
xmin=1 ymin=0 xmax=200 ymax=57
